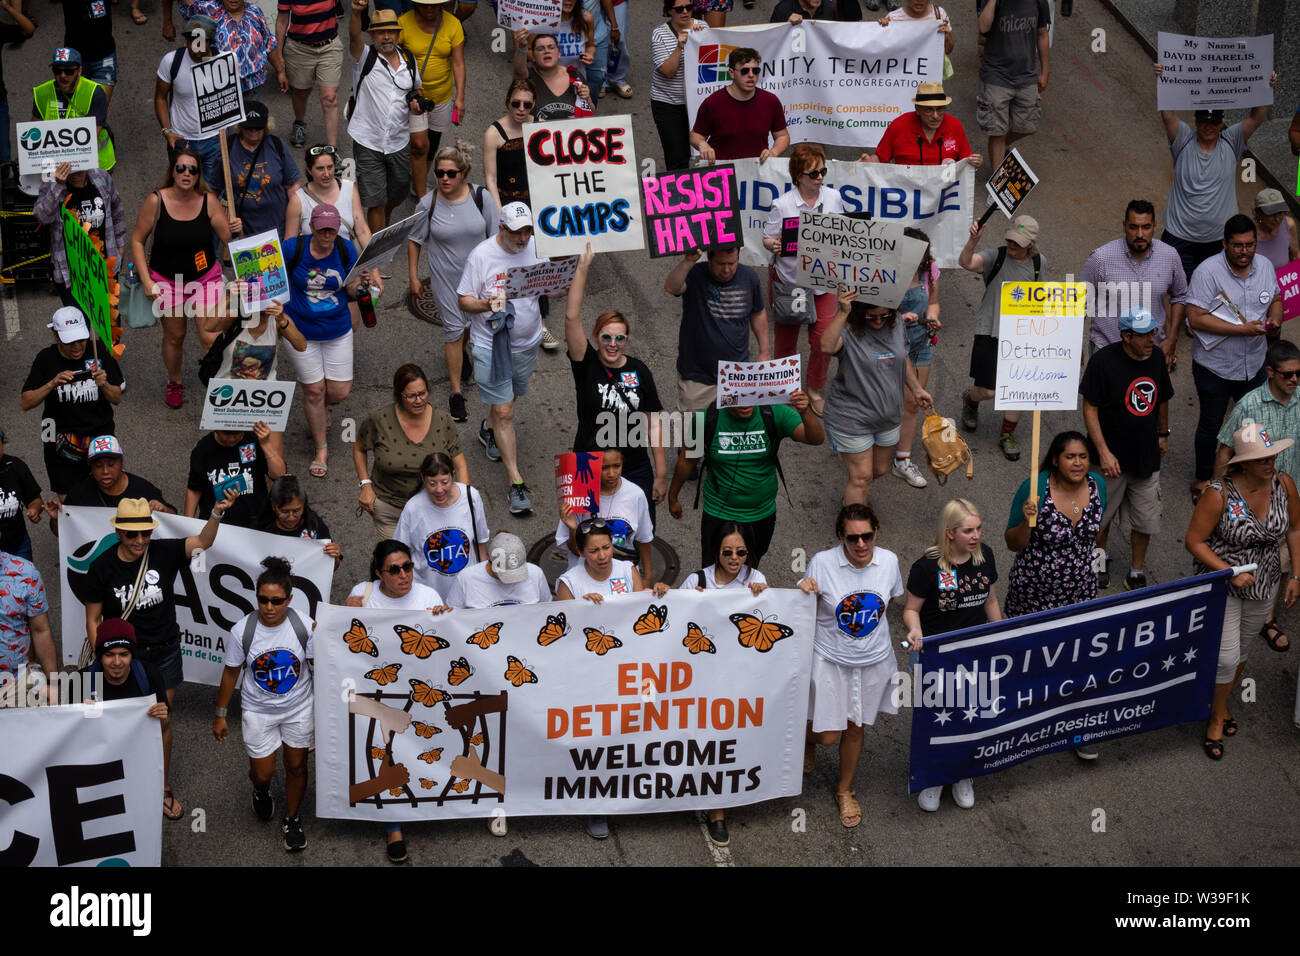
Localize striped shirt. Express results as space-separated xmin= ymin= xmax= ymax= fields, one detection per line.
xmin=1186 ymin=252 xmax=1278 ymax=380
xmin=278 ymin=0 xmax=337 ymax=44
xmin=1080 ymin=237 xmax=1188 ymax=348
xmin=650 ymin=20 xmax=705 ymax=106
xmin=1218 ymin=383 xmax=1300 ymax=485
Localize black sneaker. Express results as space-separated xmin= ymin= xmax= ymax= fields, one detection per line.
xmin=251 ymin=785 xmax=274 ymax=822
xmin=706 ymin=818 xmax=730 ymax=847
xmin=479 ymin=420 xmax=500 ymax=462
xmin=448 ymin=392 xmax=467 ymax=422
xmin=1124 ymin=571 xmax=1147 ymax=591
xmin=386 ymin=838 xmax=407 ymax=863
xmin=282 ymin=815 xmax=306 ymax=852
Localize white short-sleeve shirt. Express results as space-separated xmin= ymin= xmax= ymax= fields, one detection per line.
xmin=805 ymin=545 xmax=903 ymax=668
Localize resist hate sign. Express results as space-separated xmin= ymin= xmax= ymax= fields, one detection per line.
xmin=523 ymin=116 xmax=644 ymax=257
xmin=995 ymin=282 xmax=1086 ymax=411
xmin=641 ymin=165 xmax=741 ymax=258
xmin=794 ymin=212 xmax=928 ymax=308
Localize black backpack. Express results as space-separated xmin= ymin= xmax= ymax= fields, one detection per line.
xmin=984 ymin=247 xmax=1042 ymax=287
xmin=345 ymin=45 xmax=419 ymax=121
xmin=693 ymin=402 xmax=790 ymax=510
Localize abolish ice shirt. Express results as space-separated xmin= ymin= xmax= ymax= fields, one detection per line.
xmin=224 ymin=610 xmax=314 ymax=714
xmin=807 ymin=545 xmax=903 ymax=667
xmin=393 ymin=483 xmax=490 ymax=588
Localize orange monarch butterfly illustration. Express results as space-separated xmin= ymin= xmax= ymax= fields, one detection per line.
xmin=469 ymin=732 xmax=484 ymax=745
xmin=451 ymin=779 xmax=471 ymax=793
xmin=683 ymin=622 xmax=716 ymax=655
xmin=447 ymin=656 xmax=474 ymax=686
xmin=364 ymin=662 xmax=402 ymax=685
xmin=387 ymin=787 xmax=405 ymax=797
xmin=504 ymin=655 xmax=538 ymax=686
xmin=419 ymin=778 xmax=438 ymax=790
xmin=342 ymin=618 xmax=379 ymax=657
xmin=395 ymin=624 xmax=450 ymax=659
xmin=412 ymin=721 xmax=441 ymax=737
xmin=730 ymin=611 xmax=794 ymax=653
xmin=408 ymin=678 xmax=452 ymax=707
xmin=369 ymin=747 xmax=388 ymax=760
xmin=634 ymin=604 xmax=668 ymax=635
xmin=467 ymin=622 xmax=503 ymax=649
xmin=536 ymin=612 xmax=569 ymax=646
xmin=418 ymin=748 xmax=443 ymax=764
xmin=583 ymin=626 xmax=622 ymax=656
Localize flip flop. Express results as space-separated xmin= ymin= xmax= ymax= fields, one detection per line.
xmin=163 ymin=787 xmax=183 ymax=820
xmin=834 ymin=790 xmax=861 ymax=828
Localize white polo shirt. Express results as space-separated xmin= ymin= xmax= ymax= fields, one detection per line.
xmin=805 ymin=545 xmax=903 ymax=668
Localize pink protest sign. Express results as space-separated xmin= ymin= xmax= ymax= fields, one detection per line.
xmin=555 ymin=451 xmax=601 ymax=515
xmin=1277 ymin=259 xmax=1300 ymax=322
xmin=641 ymin=165 xmax=741 ymax=259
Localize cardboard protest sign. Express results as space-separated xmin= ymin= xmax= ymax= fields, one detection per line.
xmin=60 ymin=205 xmax=112 ymax=353
xmin=994 ymin=282 xmax=1086 ymax=412
xmin=641 ymin=165 xmax=741 ymax=258
xmin=1157 ymin=32 xmax=1273 ymax=111
xmin=1278 ymin=260 xmax=1300 ymax=322
xmin=200 ymin=379 xmax=296 ymax=432
xmin=794 ymin=212 xmax=928 ymax=308
xmin=524 ymin=116 xmax=643 ymax=257
xmin=230 ymin=230 xmax=289 ymax=307
xmin=503 ymin=256 xmax=578 ymax=299
xmin=342 ymin=211 xmax=423 ymax=285
xmin=497 ymin=0 xmax=562 ymax=29
xmin=985 ymin=148 xmax=1038 ymax=220
xmin=555 ymin=451 xmax=601 ymax=515
xmin=16 ymin=118 xmax=97 ymax=176
xmin=717 ymin=357 xmax=801 ymax=409
xmin=194 ymin=51 xmax=247 ymax=134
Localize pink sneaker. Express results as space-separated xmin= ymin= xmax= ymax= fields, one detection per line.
xmin=165 ymin=381 xmax=184 ymax=409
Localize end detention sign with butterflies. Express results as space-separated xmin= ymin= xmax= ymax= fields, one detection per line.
xmin=313 ymin=590 xmax=814 ymax=819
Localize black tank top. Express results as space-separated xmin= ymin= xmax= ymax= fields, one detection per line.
xmin=493 ymin=120 xmax=530 ymax=205
xmin=149 ymin=190 xmax=215 ymax=284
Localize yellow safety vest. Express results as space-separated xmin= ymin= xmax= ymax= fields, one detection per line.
xmin=32 ymin=77 xmax=116 ymax=171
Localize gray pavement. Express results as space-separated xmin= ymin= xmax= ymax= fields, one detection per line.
xmin=2 ymin=0 xmax=1297 ymax=867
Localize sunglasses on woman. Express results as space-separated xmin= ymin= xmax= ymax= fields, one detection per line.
xmin=671 ymin=3 xmax=692 ymax=11
xmin=381 ymin=560 xmax=415 ymax=575
xmin=598 ymin=332 xmax=627 ymax=343
xmin=803 ymin=168 xmax=828 ymax=179
xmin=257 ymin=594 xmax=287 ymax=606
xmin=434 ymin=168 xmax=462 ymax=178
xmin=844 ymin=532 xmax=875 ymax=545
xmin=578 ymin=517 xmax=609 ymax=534
xmin=174 ymin=164 xmax=199 ymax=175
xmin=721 ymin=548 xmax=748 ymax=558
xmin=510 ymin=99 xmax=534 ymax=109
xmin=308 ymin=145 xmax=338 ymax=157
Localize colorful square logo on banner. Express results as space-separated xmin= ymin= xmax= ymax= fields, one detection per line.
xmin=697 ymin=44 xmax=737 ymax=85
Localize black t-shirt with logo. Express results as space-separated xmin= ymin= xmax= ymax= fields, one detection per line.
xmin=906 ymin=545 xmax=999 ymax=637
xmin=186 ymin=433 xmax=270 ymax=520
xmin=255 ymin=513 xmax=331 ymax=540
xmin=0 ymin=455 xmax=41 ymax=553
xmin=64 ymin=472 xmax=173 ymax=511
xmin=82 ymin=538 xmax=187 ymax=647
xmin=570 ymin=344 xmax=663 ymax=475
xmin=60 ymin=0 xmax=115 ymax=63
xmin=21 ymin=345 xmax=124 ymax=436
xmin=1079 ymin=343 xmax=1174 ymax=478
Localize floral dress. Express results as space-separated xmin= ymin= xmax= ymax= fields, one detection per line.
xmin=1004 ymin=475 xmax=1103 ymax=618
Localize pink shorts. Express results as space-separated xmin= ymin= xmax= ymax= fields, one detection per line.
xmin=150 ymin=262 xmax=226 ymax=318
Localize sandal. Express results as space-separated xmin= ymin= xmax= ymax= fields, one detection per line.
xmin=163 ymin=787 xmax=184 ymax=820
xmin=613 ymin=83 xmax=634 ymax=99
xmin=1260 ymin=620 xmax=1290 ymax=652
xmin=834 ymin=790 xmax=861 ymax=828
xmin=1223 ymin=716 xmax=1239 ymax=737
xmin=309 ymin=458 xmax=328 ymax=478
xmin=1201 ymin=736 xmax=1224 ymax=761
xmin=132 ymin=8 xmax=147 ymax=22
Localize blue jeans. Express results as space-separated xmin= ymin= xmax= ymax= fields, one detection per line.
xmin=1192 ymin=360 xmax=1266 ymax=480
xmin=586 ymin=38 xmax=610 ymax=108
xmin=607 ymin=2 xmax=630 ymax=87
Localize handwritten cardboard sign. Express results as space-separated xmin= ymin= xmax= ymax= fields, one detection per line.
xmin=641 ymin=165 xmax=741 ymax=258
xmin=994 ymin=282 xmax=1086 ymax=412
xmin=794 ymin=212 xmax=927 ymax=308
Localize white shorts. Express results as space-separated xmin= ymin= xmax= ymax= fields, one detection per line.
xmin=808 ymin=653 xmax=898 ymax=733
xmin=287 ymin=331 xmax=354 ymax=384
xmin=409 ymin=98 xmax=453 ymax=134
xmin=241 ymin=697 xmax=315 ymax=759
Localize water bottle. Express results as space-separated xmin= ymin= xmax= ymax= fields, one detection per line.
xmin=358 ymin=286 xmax=377 ymax=328
xmin=125 ymin=262 xmax=138 ymax=287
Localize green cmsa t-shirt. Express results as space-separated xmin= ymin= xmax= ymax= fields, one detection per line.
xmin=695 ymin=404 xmax=802 ymax=521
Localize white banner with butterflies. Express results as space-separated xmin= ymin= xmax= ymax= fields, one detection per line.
xmin=313 ymin=589 xmax=816 ymax=819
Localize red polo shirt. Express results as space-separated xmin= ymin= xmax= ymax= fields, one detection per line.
xmin=874 ymin=112 xmax=972 ymax=165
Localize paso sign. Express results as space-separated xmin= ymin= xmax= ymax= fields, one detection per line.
xmin=16 ymin=118 xmax=97 ymax=175
xmin=200 ymin=378 xmax=296 ymax=432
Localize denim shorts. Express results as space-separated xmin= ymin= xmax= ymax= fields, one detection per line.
xmin=905 ymin=319 xmax=933 ymax=367
xmin=824 ymin=422 xmax=901 ymax=454
xmin=84 ymin=54 xmax=118 ymax=87
xmin=474 ymin=345 xmax=539 ymax=405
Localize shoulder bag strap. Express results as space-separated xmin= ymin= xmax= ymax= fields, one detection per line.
xmin=119 ymin=547 xmax=151 ymax=621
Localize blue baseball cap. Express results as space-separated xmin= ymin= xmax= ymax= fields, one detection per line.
xmin=52 ymin=47 xmax=82 ymax=67
xmin=1119 ymin=308 xmax=1157 ymax=334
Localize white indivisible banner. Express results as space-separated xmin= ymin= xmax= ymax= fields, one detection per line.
xmin=685 ymin=21 xmax=943 ymax=149
xmin=57 ymin=507 xmax=336 ymax=686
xmin=314 ymin=589 xmax=815 ymax=820
xmin=728 ymin=157 xmax=973 ymax=269
xmin=0 ymin=699 xmax=162 ymax=866
xmin=1156 ymin=32 xmax=1274 ymax=111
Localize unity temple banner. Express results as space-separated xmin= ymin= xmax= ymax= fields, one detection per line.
xmin=313 ymin=589 xmax=815 ymax=820
xmin=685 ymin=21 xmax=943 ymax=149
xmin=907 ymin=571 xmax=1230 ymax=792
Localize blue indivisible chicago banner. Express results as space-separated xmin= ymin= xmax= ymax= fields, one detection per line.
xmin=907 ymin=571 xmax=1231 ymax=792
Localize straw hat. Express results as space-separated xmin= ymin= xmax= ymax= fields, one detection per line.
xmin=109 ymin=498 xmax=160 ymax=532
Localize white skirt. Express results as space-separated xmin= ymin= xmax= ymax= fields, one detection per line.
xmin=808 ymin=653 xmax=899 ymax=732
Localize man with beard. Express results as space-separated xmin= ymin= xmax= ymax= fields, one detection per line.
xmin=1079 ymin=200 xmax=1187 ymax=367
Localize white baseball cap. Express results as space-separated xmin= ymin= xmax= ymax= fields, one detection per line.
xmin=47 ymin=306 xmax=89 ymax=343
xmin=500 ymin=202 xmax=533 ymax=231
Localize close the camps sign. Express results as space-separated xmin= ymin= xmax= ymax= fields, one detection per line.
xmin=523 ymin=115 xmax=644 ymax=257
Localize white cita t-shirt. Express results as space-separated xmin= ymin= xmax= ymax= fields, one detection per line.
xmin=678 ymin=564 xmax=768 ymax=590
xmin=455 ymin=234 xmax=544 ymax=352
xmin=554 ymin=479 xmax=654 ymax=570
xmin=557 ymin=558 xmax=637 ymax=601
xmin=347 ymin=579 xmax=445 ymax=610
xmin=224 ymin=609 xmax=315 ymax=714
xmin=445 ymin=561 xmax=551 ymax=608
xmin=805 ymin=545 xmax=903 ymax=668
xmin=393 ymin=483 xmax=490 ymax=588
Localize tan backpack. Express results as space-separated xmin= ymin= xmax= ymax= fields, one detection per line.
xmin=921 ymin=412 xmax=974 ymax=485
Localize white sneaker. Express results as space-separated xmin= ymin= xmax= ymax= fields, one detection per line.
xmin=917 ymin=786 xmax=942 ymax=812
xmin=540 ymin=327 xmax=561 ymax=351
xmin=892 ymin=457 xmax=928 ymax=488
xmin=951 ymin=778 xmax=975 ymax=809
